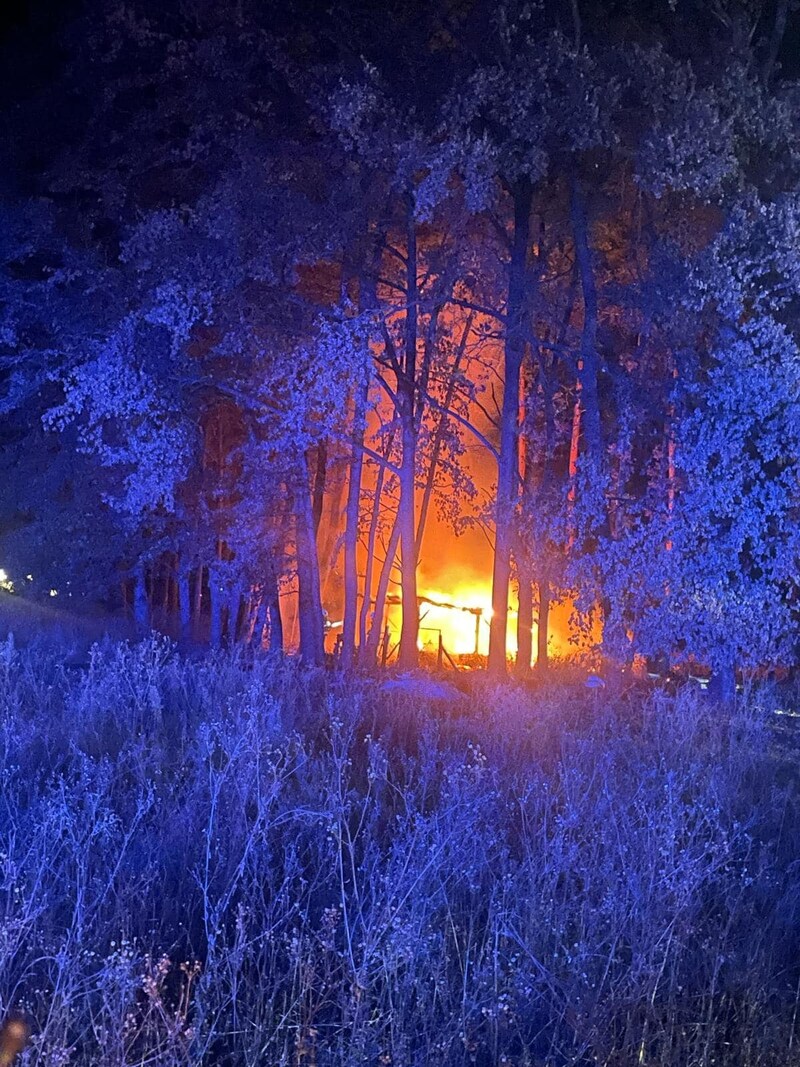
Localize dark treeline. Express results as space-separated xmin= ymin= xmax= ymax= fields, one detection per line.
xmin=2 ymin=0 xmax=800 ymax=683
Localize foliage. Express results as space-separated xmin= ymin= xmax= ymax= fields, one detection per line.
xmin=0 ymin=639 xmax=796 ymax=1064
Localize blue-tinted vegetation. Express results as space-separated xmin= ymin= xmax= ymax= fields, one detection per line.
xmin=0 ymin=639 xmax=797 ymax=1065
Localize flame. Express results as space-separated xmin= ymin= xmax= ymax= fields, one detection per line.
xmin=385 ymin=579 xmax=590 ymax=664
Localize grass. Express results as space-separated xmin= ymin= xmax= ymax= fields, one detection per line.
xmin=0 ymin=635 xmax=797 ymax=1065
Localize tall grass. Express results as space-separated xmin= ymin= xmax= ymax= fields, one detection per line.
xmin=0 ymin=635 xmax=797 ymax=1065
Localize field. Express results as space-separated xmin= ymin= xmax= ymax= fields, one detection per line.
xmin=0 ymin=636 xmax=799 ymax=1066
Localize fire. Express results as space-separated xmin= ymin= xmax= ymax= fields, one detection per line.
xmin=385 ymin=580 xmax=577 ymax=663
xmin=416 ymin=585 xmax=493 ymax=656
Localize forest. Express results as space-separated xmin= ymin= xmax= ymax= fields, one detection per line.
xmin=3 ymin=0 xmax=800 ymax=686
xmin=2 ymin=1 xmax=800 ymax=1063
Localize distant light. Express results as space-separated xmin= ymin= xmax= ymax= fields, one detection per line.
xmin=0 ymin=570 xmax=7 ymax=584
xmin=49 ymin=589 xmax=58 ymax=598
xmin=25 ymin=574 xmax=32 ymax=581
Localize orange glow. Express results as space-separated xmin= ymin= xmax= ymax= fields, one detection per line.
xmin=384 ymin=578 xmax=586 ymax=665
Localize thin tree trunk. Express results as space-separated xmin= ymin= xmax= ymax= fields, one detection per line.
xmin=133 ymin=563 xmax=150 ymax=633
xmin=365 ymin=516 xmax=402 ymax=664
xmin=227 ymin=581 xmax=243 ymax=644
xmin=516 ymin=575 xmax=533 ymax=675
xmin=342 ymin=375 xmax=368 ymax=670
xmin=311 ymin=441 xmax=327 ymax=538
xmin=358 ymin=427 xmax=398 ymax=654
xmin=397 ymin=193 xmax=419 ymax=670
xmin=397 ymin=384 xmax=418 ymax=668
xmin=415 ymin=312 xmax=475 ymax=558
xmin=178 ymin=564 xmax=191 ymax=645
xmin=193 ymin=564 xmax=204 ymax=628
xmin=569 ymin=174 xmax=602 ymax=464
xmin=295 ymin=454 xmax=325 ymax=666
xmin=209 ymin=565 xmax=223 ymax=650
xmin=537 ymin=579 xmax=550 ymax=675
xmin=489 ymin=180 xmax=532 ymax=675
xmin=267 ymin=568 xmax=284 ymax=653
xmin=341 ymin=250 xmax=377 ymax=670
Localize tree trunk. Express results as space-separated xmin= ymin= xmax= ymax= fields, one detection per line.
xmin=178 ymin=565 xmax=191 ymax=645
xmin=415 ymin=312 xmax=474 ymax=558
xmin=488 ymin=180 xmax=532 ymax=675
xmin=133 ymin=563 xmax=150 ymax=633
xmin=193 ymin=563 xmax=204 ymax=628
xmin=342 ymin=374 xmax=368 ymax=670
xmin=311 ymin=441 xmax=327 ymax=538
xmin=227 ymin=581 xmax=243 ymax=644
xmin=267 ymin=567 xmax=284 ymax=653
xmin=209 ymin=565 xmax=223 ymax=650
xmin=397 ymin=194 xmax=419 ymax=670
xmin=247 ymin=588 xmax=265 ymax=648
xmin=358 ymin=427 xmax=397 ymax=655
xmin=295 ymin=455 xmax=325 ymax=666
xmin=537 ymin=579 xmax=550 ymax=676
xmin=516 ymin=574 xmax=533 ymax=675
xmin=397 ymin=382 xmax=418 ymax=669
xmin=569 ymin=174 xmax=602 ymax=465
xmin=365 ymin=516 xmax=402 ymax=664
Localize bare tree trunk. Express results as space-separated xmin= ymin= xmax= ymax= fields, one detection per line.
xmin=267 ymin=567 xmax=284 ymax=653
xmin=193 ymin=563 xmax=204 ymax=629
xmin=397 ymin=193 xmax=420 ymax=670
xmin=537 ymin=579 xmax=550 ymax=675
xmin=358 ymin=428 xmax=397 ymax=654
xmin=569 ymin=174 xmax=602 ymax=465
xmin=295 ymin=454 xmax=325 ymax=666
xmin=178 ymin=564 xmax=191 ymax=645
xmin=247 ymin=587 xmax=265 ymax=648
xmin=311 ymin=441 xmax=327 ymax=538
xmin=209 ymin=565 xmax=223 ymax=649
xmin=516 ymin=575 xmax=533 ymax=675
xmin=342 ymin=374 xmax=368 ymax=670
xmin=133 ymin=563 xmax=150 ymax=633
xmin=415 ymin=312 xmax=474 ymax=558
xmin=227 ymin=581 xmax=243 ymax=644
xmin=397 ymin=384 xmax=418 ymax=668
xmin=489 ymin=180 xmax=532 ymax=675
xmin=365 ymin=516 xmax=401 ymax=664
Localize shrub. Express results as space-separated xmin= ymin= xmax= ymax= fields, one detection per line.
xmin=0 ymin=637 xmax=796 ymax=1065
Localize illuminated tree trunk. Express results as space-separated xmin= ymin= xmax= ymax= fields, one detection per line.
xmin=342 ymin=376 xmax=367 ymax=670
xmin=295 ymin=454 xmax=325 ymax=666
xmin=267 ymin=563 xmax=283 ymax=653
xmin=489 ymin=180 xmax=532 ymax=675
xmin=342 ymin=254 xmax=376 ymax=670
xmin=311 ymin=441 xmax=327 ymax=538
xmin=397 ymin=194 xmax=419 ymax=670
xmin=516 ymin=576 xmax=533 ymax=674
xmin=365 ymin=516 xmax=401 ymax=664
xmin=358 ymin=428 xmax=397 ymax=657
xmin=415 ymin=312 xmax=474 ymax=558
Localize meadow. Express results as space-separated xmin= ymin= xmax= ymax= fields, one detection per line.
xmin=0 ymin=635 xmax=798 ymax=1066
